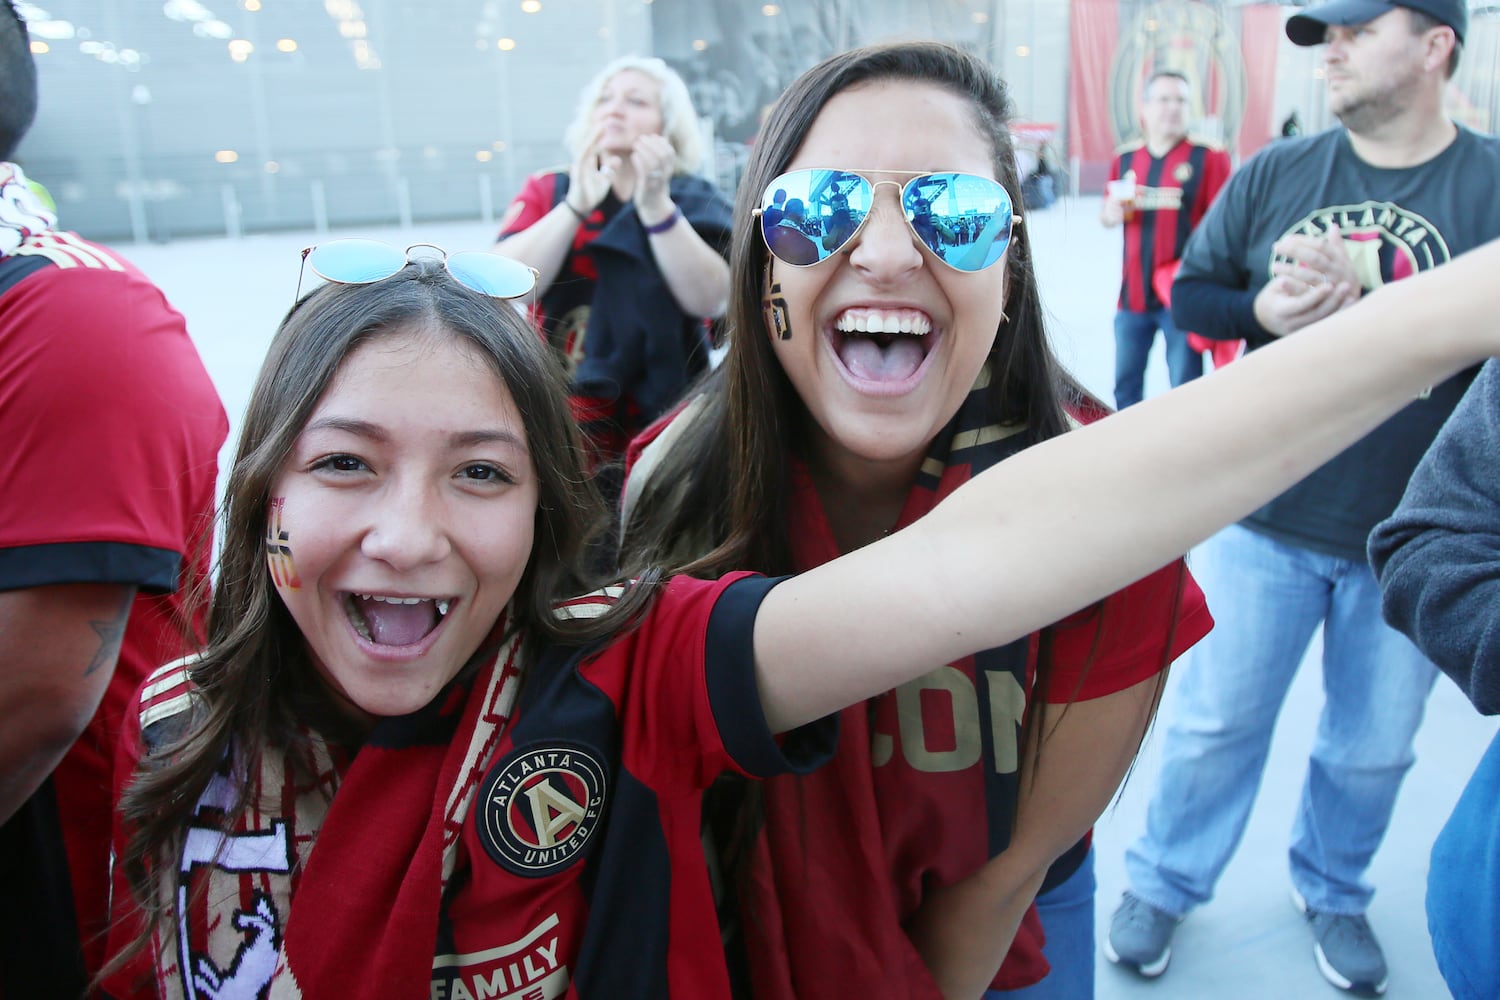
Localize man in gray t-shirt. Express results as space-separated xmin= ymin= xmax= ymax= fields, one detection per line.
xmin=1105 ymin=1 xmax=1500 ymax=996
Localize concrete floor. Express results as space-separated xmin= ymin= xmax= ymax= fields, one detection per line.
xmin=115 ymin=195 xmax=1494 ymax=1000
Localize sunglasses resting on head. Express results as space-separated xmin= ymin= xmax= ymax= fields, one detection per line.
xmin=297 ymin=238 xmax=539 ymax=302
xmin=755 ymin=168 xmax=1021 ymax=272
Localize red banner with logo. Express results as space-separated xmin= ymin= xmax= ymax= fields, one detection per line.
xmin=1069 ymin=0 xmax=1282 ymax=191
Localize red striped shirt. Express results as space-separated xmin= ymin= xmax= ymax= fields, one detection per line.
xmin=1109 ymin=139 xmax=1231 ymax=312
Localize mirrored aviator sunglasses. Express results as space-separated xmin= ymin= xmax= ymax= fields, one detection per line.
xmin=296 ymin=238 xmax=538 ymax=303
xmin=755 ymin=168 xmax=1020 ymax=273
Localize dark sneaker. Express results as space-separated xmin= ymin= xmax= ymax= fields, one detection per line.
xmin=1292 ymin=887 xmax=1389 ymax=996
xmin=1105 ymin=892 xmax=1180 ymax=978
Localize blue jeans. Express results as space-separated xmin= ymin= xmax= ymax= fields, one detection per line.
xmin=1125 ymin=524 xmax=1438 ymax=917
xmin=1112 ymin=307 xmax=1202 ymax=409
xmin=1429 ymin=732 xmax=1500 ymax=1000
xmin=988 ymin=847 xmax=1096 ymax=999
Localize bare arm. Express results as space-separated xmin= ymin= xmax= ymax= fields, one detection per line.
xmin=494 ymin=130 xmax=616 ymax=292
xmin=641 ymin=215 xmax=730 ymax=318
xmin=907 ymin=675 xmax=1161 ymax=997
xmin=752 ymin=236 xmax=1500 ymax=734
xmin=630 ymin=136 xmax=729 ymax=318
xmin=0 ymin=583 xmax=135 ymax=822
xmin=493 ymin=199 xmax=588 ymax=294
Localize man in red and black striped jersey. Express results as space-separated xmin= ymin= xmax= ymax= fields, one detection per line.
xmin=0 ymin=5 xmax=227 ymax=995
xmin=1101 ymin=70 xmax=1231 ymax=409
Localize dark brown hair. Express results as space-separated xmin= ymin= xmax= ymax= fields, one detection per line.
xmin=617 ymin=41 xmax=1137 ymax=920
xmin=621 ymin=40 xmax=1091 ymax=578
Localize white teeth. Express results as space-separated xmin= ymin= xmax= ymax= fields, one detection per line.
xmin=356 ymin=593 xmax=434 ymax=605
xmin=835 ymin=309 xmax=931 ymax=336
xmin=353 ymin=593 xmax=451 ymax=612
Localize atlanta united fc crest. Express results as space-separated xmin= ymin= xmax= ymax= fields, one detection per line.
xmin=478 ymin=743 xmax=608 ymax=877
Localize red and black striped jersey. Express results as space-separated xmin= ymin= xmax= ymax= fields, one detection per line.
xmin=1109 ymin=139 xmax=1231 ymax=312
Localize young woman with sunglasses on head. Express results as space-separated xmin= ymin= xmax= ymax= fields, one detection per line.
xmin=100 ymin=223 xmax=1500 ymax=999
xmin=613 ymin=42 xmax=1185 ymax=999
xmin=492 ymin=56 xmax=733 ymax=480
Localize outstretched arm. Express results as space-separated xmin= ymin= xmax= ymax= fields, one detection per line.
xmin=753 ymin=236 xmax=1500 ymax=734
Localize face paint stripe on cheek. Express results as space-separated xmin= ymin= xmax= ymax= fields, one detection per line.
xmin=762 ymin=264 xmax=793 ymax=341
xmin=266 ymin=496 xmax=301 ymax=589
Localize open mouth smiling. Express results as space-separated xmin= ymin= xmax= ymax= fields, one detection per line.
xmin=829 ymin=307 xmax=938 ymax=391
xmin=343 ymin=592 xmax=454 ymax=647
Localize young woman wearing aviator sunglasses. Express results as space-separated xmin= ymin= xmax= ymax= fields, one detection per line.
xmin=97 ymin=211 xmax=1500 ymax=997
xmin=619 ymin=42 xmax=1209 ymax=1000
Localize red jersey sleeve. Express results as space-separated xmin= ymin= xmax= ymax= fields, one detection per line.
xmin=0 ymin=259 xmax=226 ymax=583
xmin=581 ymin=574 xmax=837 ymax=793
xmin=495 ymin=171 xmax=561 ymax=240
xmin=1037 ymin=560 xmax=1212 ymax=703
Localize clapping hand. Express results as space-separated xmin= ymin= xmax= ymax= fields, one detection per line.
xmin=630 ymin=133 xmax=676 ymax=227
xmin=1253 ymin=225 xmax=1362 ymax=337
xmin=568 ymin=127 xmax=619 ymax=217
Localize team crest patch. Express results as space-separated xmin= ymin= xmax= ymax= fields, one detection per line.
xmin=1173 ymin=162 xmax=1194 ymax=184
xmin=477 ymin=743 xmax=608 ymax=877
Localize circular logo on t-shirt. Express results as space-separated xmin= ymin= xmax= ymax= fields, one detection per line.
xmin=1273 ymin=202 xmax=1450 ymax=290
xmin=476 ymin=743 xmax=609 ymax=877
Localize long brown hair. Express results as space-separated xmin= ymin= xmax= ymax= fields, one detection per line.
xmin=110 ymin=261 xmax=656 ymax=973
xmin=620 ymin=41 xmax=1091 ymax=578
xmin=616 ymin=43 xmax=1177 ymax=916
xmin=618 ymin=41 xmax=1102 ymax=760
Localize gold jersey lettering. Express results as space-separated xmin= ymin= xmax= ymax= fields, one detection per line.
xmin=986 ymin=669 xmax=1026 ymax=774
xmin=895 ymin=666 xmax=982 ymax=772
xmin=871 ymin=667 xmax=1027 ymax=774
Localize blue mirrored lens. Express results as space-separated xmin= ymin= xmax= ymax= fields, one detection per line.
xmin=306 ymin=238 xmax=407 ymax=285
xmin=902 ymin=172 xmax=1013 ymax=272
xmin=759 ymin=169 xmax=873 ymax=266
xmin=446 ymin=251 xmax=536 ymax=299
xmin=759 ymin=170 xmax=1013 ymax=272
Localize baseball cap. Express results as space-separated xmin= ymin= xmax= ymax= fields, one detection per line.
xmin=1285 ymin=0 xmax=1467 ymax=46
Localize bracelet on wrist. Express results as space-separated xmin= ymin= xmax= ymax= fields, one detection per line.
xmin=642 ymin=205 xmax=681 ymax=235
xmin=563 ymin=200 xmax=588 ymax=222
